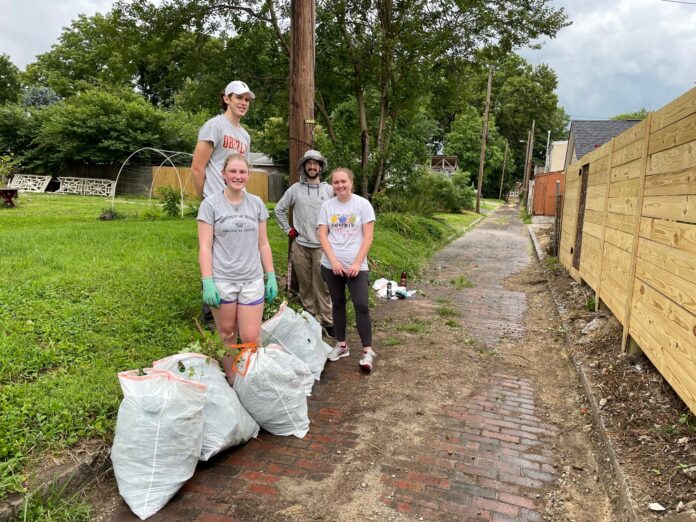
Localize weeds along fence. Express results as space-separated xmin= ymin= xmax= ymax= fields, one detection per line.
xmin=559 ymin=85 xmax=696 ymax=414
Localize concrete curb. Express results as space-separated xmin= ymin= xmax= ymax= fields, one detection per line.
xmin=527 ymin=225 xmax=639 ymax=522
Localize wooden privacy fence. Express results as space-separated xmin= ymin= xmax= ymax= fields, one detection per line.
xmin=151 ymin=166 xmax=271 ymax=202
xmin=559 ymin=85 xmax=696 ymax=414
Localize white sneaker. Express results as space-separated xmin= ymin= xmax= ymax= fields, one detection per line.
xmin=359 ymin=349 xmax=376 ymax=372
xmin=328 ymin=342 xmax=349 ymax=361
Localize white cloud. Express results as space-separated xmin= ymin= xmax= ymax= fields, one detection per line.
xmin=0 ymin=0 xmax=115 ymax=69
xmin=520 ymin=0 xmax=696 ymax=119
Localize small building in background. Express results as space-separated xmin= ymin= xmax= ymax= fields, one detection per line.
xmin=429 ymin=155 xmax=459 ymax=177
xmin=564 ymin=120 xmax=641 ymax=170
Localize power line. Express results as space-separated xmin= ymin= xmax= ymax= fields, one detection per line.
xmin=660 ymin=0 xmax=696 ymax=5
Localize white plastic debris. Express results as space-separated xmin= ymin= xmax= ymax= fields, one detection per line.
xmin=372 ymin=278 xmax=415 ymax=299
xmin=648 ymin=502 xmax=666 ymax=512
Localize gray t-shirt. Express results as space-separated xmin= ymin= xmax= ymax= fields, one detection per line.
xmin=197 ymin=191 xmax=269 ymax=283
xmin=198 ymin=114 xmax=251 ymax=198
xmin=318 ymin=195 xmax=376 ymax=271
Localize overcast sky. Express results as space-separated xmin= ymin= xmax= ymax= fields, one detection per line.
xmin=520 ymin=0 xmax=696 ymax=119
xmin=1 ymin=0 xmax=695 ymax=120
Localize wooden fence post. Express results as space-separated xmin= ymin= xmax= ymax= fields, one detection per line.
xmin=621 ymin=113 xmax=653 ymax=351
xmin=594 ymin=139 xmax=616 ymax=311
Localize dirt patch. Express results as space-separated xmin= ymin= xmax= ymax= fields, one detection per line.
xmin=535 ymin=226 xmax=696 ymax=521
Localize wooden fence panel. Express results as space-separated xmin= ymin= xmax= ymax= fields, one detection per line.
xmin=630 ymin=280 xmax=696 ymax=408
xmin=643 ymin=168 xmax=696 ymax=197
xmin=639 ymin=217 xmax=696 ymax=254
xmin=559 ymin=85 xmax=696 ymax=414
xmin=151 ymin=166 xmax=270 ymax=202
xmin=611 ymin=158 xmax=643 ymax=182
xmin=649 ymin=111 xmax=696 ymax=155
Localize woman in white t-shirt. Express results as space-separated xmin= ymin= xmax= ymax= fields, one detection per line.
xmin=197 ymin=154 xmax=277 ymax=347
xmin=317 ymin=168 xmax=377 ymax=371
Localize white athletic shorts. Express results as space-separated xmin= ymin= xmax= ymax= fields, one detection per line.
xmin=218 ymin=278 xmax=264 ymax=306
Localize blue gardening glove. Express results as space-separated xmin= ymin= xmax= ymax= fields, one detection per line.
xmin=202 ymin=277 xmax=220 ymax=308
xmin=265 ymin=272 xmax=278 ymax=303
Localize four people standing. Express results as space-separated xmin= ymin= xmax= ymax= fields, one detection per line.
xmin=194 ymin=80 xmax=377 ymax=371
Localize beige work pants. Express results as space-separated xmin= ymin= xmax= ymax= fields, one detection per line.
xmin=291 ymin=241 xmax=333 ymax=325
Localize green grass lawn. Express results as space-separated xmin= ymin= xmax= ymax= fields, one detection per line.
xmin=0 ymin=194 xmax=481 ymax=500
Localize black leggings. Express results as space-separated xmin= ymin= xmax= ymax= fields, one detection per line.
xmin=321 ymin=267 xmax=372 ymax=347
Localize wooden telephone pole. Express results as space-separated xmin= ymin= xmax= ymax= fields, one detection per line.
xmin=288 ymin=0 xmax=316 ymax=184
xmin=522 ymin=119 xmax=535 ymax=206
xmin=498 ymin=142 xmax=508 ymax=200
xmin=475 ymin=66 xmax=493 ymax=214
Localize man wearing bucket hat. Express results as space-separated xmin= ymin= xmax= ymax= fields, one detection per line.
xmin=275 ymin=150 xmax=335 ymax=338
xmin=192 ymin=80 xmax=255 ymax=199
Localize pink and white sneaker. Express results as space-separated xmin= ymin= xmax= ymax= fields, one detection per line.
xmin=359 ymin=349 xmax=376 ymax=372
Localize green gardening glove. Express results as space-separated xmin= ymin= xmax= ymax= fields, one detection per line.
xmin=265 ymin=272 xmax=278 ymax=303
xmin=202 ymin=277 xmax=220 ymax=308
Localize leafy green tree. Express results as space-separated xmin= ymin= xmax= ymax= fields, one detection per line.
xmin=0 ymin=104 xmax=40 ymax=155
xmin=159 ymin=109 xmax=210 ymax=152
xmin=25 ymin=88 xmax=165 ymax=171
xmin=610 ymin=109 xmax=648 ymax=120
xmin=444 ymin=105 xmax=509 ymax=196
xmin=312 ymin=0 xmax=569 ymax=196
xmin=23 ymin=12 xmax=140 ymax=97
xmin=432 ymin=53 xmax=567 ymax=189
xmin=0 ymin=54 xmax=21 ymax=104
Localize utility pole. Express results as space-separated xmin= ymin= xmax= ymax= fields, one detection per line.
xmin=498 ymin=141 xmax=508 ymax=200
xmin=287 ymin=0 xmax=315 ymax=293
xmin=288 ymin=0 xmax=315 ymax=184
xmin=476 ymin=65 xmax=493 ymax=214
xmin=522 ymin=119 xmax=535 ymax=206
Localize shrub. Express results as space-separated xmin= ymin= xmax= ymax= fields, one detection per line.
xmin=378 ymin=212 xmax=446 ymax=245
xmin=156 ymin=186 xmax=181 ymax=217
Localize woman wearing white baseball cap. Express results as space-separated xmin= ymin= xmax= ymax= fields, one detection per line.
xmin=191 ymin=80 xmax=256 ymax=199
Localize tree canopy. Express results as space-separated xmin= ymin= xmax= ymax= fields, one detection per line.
xmin=3 ymin=0 xmax=570 ymax=197
xmin=0 ymin=54 xmax=20 ymax=104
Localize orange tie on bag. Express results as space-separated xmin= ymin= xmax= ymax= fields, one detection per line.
xmin=230 ymin=343 xmax=258 ymax=377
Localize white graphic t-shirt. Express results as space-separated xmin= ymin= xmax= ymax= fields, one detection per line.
xmin=317 ymin=195 xmax=376 ymax=271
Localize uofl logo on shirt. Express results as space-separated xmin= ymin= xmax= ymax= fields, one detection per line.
xmin=223 ymin=135 xmax=247 ymax=154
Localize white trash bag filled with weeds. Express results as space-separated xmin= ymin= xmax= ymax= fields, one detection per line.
xmin=261 ymin=302 xmax=332 ymax=381
xmin=111 ymin=368 xmax=206 ymax=520
xmin=153 ymin=353 xmax=259 ymax=460
xmin=233 ymin=344 xmax=310 ymax=438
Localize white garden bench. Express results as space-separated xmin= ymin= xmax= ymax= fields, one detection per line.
xmin=56 ymin=177 xmax=115 ymax=197
xmin=8 ymin=174 xmax=52 ymax=193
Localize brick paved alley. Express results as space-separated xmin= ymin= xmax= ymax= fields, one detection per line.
xmin=98 ymin=203 xmax=610 ymax=521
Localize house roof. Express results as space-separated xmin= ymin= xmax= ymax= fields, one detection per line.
xmin=570 ymin=120 xmax=641 ymax=158
xmin=249 ymin=152 xmax=276 ymax=167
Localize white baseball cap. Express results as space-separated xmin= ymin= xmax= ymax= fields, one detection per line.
xmin=224 ymin=80 xmax=255 ymax=99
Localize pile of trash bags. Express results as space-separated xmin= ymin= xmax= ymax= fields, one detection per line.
xmin=111 ymin=302 xmax=332 ymax=520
